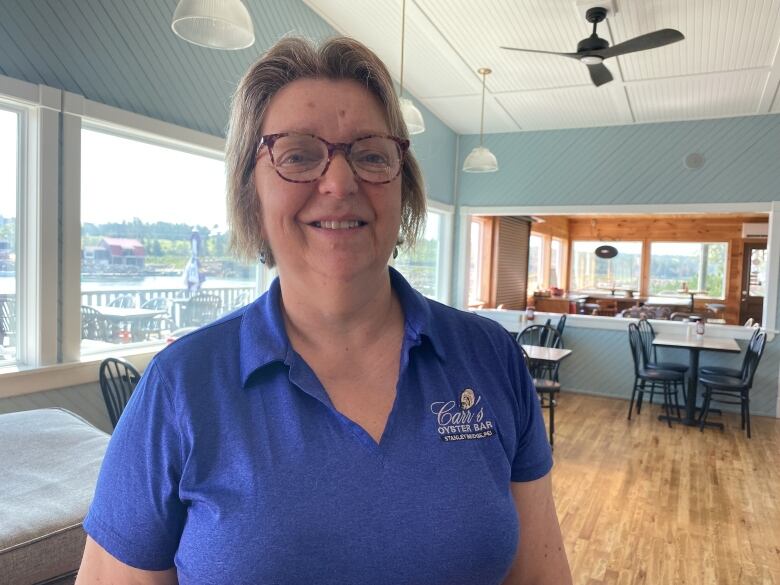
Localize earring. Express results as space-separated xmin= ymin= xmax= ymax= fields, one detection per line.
xmin=259 ymin=241 xmax=268 ymax=265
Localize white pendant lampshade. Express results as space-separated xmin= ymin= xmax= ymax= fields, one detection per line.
xmin=463 ymin=67 xmax=498 ymax=173
xmin=400 ymin=97 xmax=425 ymax=134
xmin=398 ymin=0 xmax=425 ymax=134
xmin=463 ymin=146 xmax=499 ymax=173
xmin=172 ymin=0 xmax=255 ymax=50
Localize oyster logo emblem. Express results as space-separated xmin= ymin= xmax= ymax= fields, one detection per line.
xmin=460 ymin=388 xmax=476 ymax=410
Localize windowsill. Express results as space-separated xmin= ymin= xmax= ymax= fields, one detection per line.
xmin=0 ymin=343 xmax=164 ymax=399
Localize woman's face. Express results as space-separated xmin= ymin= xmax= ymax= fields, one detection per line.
xmin=253 ymin=78 xmax=403 ymax=285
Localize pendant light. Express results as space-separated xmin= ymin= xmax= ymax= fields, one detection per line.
xmin=398 ymin=0 xmax=425 ymax=134
xmin=462 ymin=68 xmax=498 ymax=173
xmin=172 ymin=0 xmax=255 ymax=50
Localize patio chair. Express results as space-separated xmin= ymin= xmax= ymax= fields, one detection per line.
xmin=520 ymin=345 xmax=559 ymax=449
xmin=108 ymin=294 xmax=136 ymax=308
xmin=555 ymin=314 xmax=567 ymax=338
xmin=138 ymin=297 xmax=174 ymax=340
xmin=99 ymin=357 xmax=141 ymax=428
xmin=181 ymin=292 xmax=223 ymax=327
xmin=80 ymin=305 xmax=111 ymax=341
xmin=0 ymin=295 xmax=15 ymax=347
xmin=698 ymin=329 xmax=766 ymax=438
xmin=627 ymin=323 xmax=683 ymax=426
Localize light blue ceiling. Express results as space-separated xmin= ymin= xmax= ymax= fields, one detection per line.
xmin=0 ymin=0 xmax=335 ymax=136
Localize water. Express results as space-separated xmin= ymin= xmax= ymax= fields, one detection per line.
xmin=0 ymin=275 xmax=256 ymax=294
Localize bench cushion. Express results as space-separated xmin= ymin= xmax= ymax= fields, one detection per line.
xmin=0 ymin=408 xmax=109 ymax=584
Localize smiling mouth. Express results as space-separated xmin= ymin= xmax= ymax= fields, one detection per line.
xmin=310 ymin=220 xmax=366 ymax=230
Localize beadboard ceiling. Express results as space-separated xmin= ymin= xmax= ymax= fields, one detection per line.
xmin=1 ymin=1 xmax=778 ymax=137
xmin=305 ymin=0 xmax=780 ymax=134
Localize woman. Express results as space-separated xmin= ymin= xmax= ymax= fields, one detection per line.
xmin=77 ymin=36 xmax=571 ymax=585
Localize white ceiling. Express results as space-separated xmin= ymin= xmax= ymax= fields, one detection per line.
xmin=304 ymin=0 xmax=780 ymax=134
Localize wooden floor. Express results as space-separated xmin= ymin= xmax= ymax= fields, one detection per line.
xmin=549 ymin=393 xmax=780 ymax=585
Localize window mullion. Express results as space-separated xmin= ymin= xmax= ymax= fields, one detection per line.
xmin=17 ymin=87 xmax=60 ymax=366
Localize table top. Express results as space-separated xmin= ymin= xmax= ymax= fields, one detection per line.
xmin=522 ymin=345 xmax=573 ymax=362
xmin=91 ymin=306 xmax=167 ymax=320
xmin=652 ymin=334 xmax=740 ymax=352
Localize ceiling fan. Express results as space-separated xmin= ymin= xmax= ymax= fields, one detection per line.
xmin=500 ymin=7 xmax=684 ymax=87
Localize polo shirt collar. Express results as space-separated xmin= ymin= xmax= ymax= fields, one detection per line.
xmin=239 ymin=267 xmax=446 ymax=386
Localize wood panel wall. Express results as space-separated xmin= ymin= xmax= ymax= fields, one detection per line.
xmin=493 ymin=217 xmax=531 ymax=310
xmin=566 ymin=214 xmax=768 ymax=324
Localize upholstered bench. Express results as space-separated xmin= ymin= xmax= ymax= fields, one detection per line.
xmin=0 ymin=408 xmax=109 ymax=585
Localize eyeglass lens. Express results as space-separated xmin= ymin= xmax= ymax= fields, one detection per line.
xmin=270 ymin=135 xmax=402 ymax=183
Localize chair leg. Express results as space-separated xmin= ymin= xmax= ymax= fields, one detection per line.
xmin=628 ymin=379 xmax=640 ymax=420
xmin=744 ymin=394 xmax=751 ymax=439
xmin=637 ymin=381 xmax=646 ymax=414
xmin=673 ymin=381 xmax=682 ymax=419
xmin=549 ymin=396 xmax=555 ymax=449
xmin=662 ymin=382 xmax=672 ymax=428
xmin=699 ymin=385 xmax=712 ymax=432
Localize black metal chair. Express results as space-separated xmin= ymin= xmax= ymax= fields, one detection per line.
xmin=520 ymin=345 xmax=559 ymax=449
xmin=181 ymin=292 xmax=223 ymax=327
xmin=138 ymin=297 xmax=173 ymax=340
xmin=636 ymin=318 xmax=687 ymax=404
xmin=99 ymin=357 xmax=141 ymax=428
xmin=108 ymin=294 xmax=136 ymax=308
xmin=516 ymin=324 xmax=563 ymax=381
xmin=627 ymin=323 xmax=683 ymax=427
xmin=80 ymin=305 xmax=111 ymax=341
xmin=185 ymin=292 xmax=223 ymax=327
xmin=0 ymin=295 xmax=15 ymax=347
xmin=555 ymin=314 xmax=567 ymax=338
xmin=698 ymin=330 xmax=767 ymax=438
xmin=699 ymin=326 xmax=761 ymax=380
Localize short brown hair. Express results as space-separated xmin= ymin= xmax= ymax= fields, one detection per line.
xmin=225 ymin=36 xmax=426 ymax=267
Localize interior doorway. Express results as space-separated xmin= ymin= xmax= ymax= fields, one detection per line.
xmin=739 ymin=242 xmax=767 ymax=325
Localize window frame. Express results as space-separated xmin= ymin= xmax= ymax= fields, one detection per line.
xmin=647 ymin=240 xmax=729 ymax=300
xmin=569 ymin=239 xmax=644 ymax=294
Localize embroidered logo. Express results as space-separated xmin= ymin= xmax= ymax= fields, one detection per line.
xmin=460 ymin=388 xmax=475 ymax=410
xmin=430 ymin=388 xmax=496 ymax=442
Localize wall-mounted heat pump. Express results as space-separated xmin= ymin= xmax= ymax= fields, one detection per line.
xmin=741 ymin=223 xmax=768 ymax=239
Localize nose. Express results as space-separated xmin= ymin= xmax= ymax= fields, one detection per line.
xmin=318 ymin=151 xmax=358 ymax=198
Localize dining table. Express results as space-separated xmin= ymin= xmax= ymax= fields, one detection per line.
xmin=90 ymin=306 xmax=169 ymax=342
xmin=652 ymin=333 xmax=741 ymax=426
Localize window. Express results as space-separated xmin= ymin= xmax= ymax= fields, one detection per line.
xmin=549 ymin=238 xmax=563 ymax=288
xmin=0 ymin=107 xmax=18 ymax=366
xmin=570 ymin=241 xmax=642 ymax=292
xmin=649 ymin=242 xmax=728 ymax=298
xmin=394 ymin=210 xmax=443 ymax=300
xmin=527 ymin=235 xmax=544 ymax=294
xmin=80 ymin=126 xmax=257 ymax=354
xmin=468 ymin=219 xmax=484 ymax=305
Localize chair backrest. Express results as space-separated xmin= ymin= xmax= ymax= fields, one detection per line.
xmin=627 ymin=323 xmax=644 ymax=377
xmin=141 ymin=297 xmax=169 ymax=311
xmin=183 ymin=292 xmax=223 ymax=327
xmin=636 ymin=318 xmax=656 ymax=365
xmin=517 ymin=324 xmax=562 ymax=349
xmin=741 ymin=330 xmax=767 ymax=386
xmin=555 ymin=314 xmax=567 ymax=337
xmin=81 ymin=305 xmax=109 ymax=340
xmin=0 ymin=296 xmax=15 ymax=339
xmin=108 ymin=295 xmax=136 ymax=308
xmin=99 ymin=357 xmax=141 ymax=428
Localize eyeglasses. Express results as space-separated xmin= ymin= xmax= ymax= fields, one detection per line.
xmin=256 ymin=133 xmax=409 ymax=184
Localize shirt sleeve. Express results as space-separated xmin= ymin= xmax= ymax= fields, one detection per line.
xmin=83 ymin=359 xmax=185 ymax=570
xmin=505 ymin=332 xmax=554 ymax=482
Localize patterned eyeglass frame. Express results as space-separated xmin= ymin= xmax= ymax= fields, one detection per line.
xmin=255 ymin=133 xmax=410 ymax=184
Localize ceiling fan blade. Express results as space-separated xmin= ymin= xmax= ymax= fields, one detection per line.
xmin=599 ymin=29 xmax=684 ymax=59
xmin=587 ymin=62 xmax=613 ymax=87
xmin=500 ymin=46 xmax=580 ymax=59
